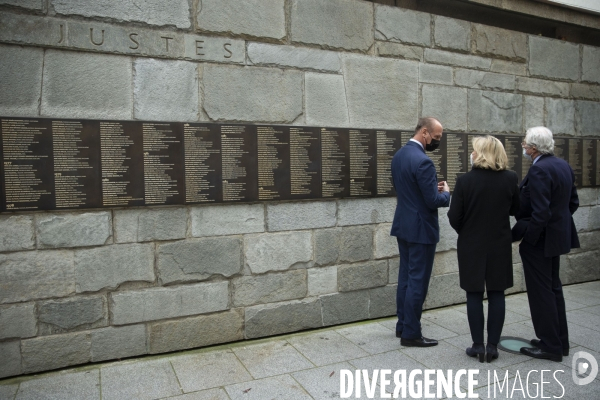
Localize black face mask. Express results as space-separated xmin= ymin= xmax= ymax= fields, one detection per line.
xmin=425 ymin=139 xmax=440 ymax=152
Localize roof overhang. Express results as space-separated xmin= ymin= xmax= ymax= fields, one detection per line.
xmin=534 ymin=0 xmax=600 ymax=16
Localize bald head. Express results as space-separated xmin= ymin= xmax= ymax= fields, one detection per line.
xmin=414 ymin=117 xmax=442 ymax=136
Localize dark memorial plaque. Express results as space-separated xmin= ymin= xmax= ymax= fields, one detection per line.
xmin=375 ymin=129 xmax=403 ymax=196
xmin=445 ymin=133 xmax=467 ymax=189
xmin=321 ymin=127 xmax=350 ymax=198
xmin=257 ymin=125 xmax=289 ymax=201
xmin=100 ymin=121 xmax=144 ymax=207
xmin=582 ymin=139 xmax=596 ymax=187
xmin=500 ymin=136 xmax=524 ymax=183
xmin=428 ymin=134 xmax=446 ymax=184
xmin=554 ymin=137 xmax=568 ymax=161
xmin=52 ymin=120 xmax=101 ymax=209
xmin=220 ymin=125 xmax=258 ymax=202
xmin=183 ymin=123 xmax=221 ymax=203
xmin=349 ymin=129 xmax=376 ymax=197
xmin=1 ymin=118 xmax=54 ymax=211
xmin=289 ymin=126 xmax=321 ymax=199
xmin=568 ymin=138 xmax=583 ymax=188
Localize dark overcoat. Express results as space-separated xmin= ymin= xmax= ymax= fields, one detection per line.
xmin=447 ymin=168 xmax=520 ymax=292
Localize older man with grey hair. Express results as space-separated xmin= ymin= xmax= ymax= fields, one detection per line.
xmin=512 ymin=126 xmax=580 ymax=362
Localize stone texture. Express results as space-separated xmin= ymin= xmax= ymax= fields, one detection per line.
xmin=528 ymin=36 xmax=579 ymax=81
xmin=196 ymin=0 xmax=285 ymax=40
xmin=468 ymin=90 xmax=523 ymax=133
xmin=158 ymin=237 xmax=242 ymax=284
xmin=419 ymin=64 xmax=453 ymax=85
xmin=133 ymin=58 xmax=198 ymax=121
xmin=267 ymin=201 xmax=336 ymax=232
xmin=454 ymin=69 xmax=515 ymax=91
xmin=374 ymin=223 xmax=398 ymax=259
xmin=321 ymin=290 xmax=370 ymax=326
xmin=590 ymin=206 xmax=600 ymax=230
xmin=573 ymin=207 xmax=589 ymax=232
xmin=524 ymin=96 xmax=545 ymax=129
xmin=0 ymin=340 xmax=21 ymax=378
xmin=41 ymin=50 xmax=132 ymax=119
xmin=342 ymin=54 xmax=418 ymax=130
xmin=111 ymin=281 xmax=229 ymax=325
xmin=424 ymin=49 xmax=492 ymax=70
xmin=35 ymin=212 xmax=111 ymax=249
xmin=0 ymin=0 xmax=42 ymax=10
xmin=546 ymin=98 xmax=576 ymax=135
xmin=571 ymin=83 xmax=600 ymax=101
xmin=490 ymin=59 xmax=527 ymax=76
xmin=337 ymin=197 xmax=396 ymax=226
xmin=576 ymin=100 xmax=600 ymax=137
xmin=437 ymin=208 xmax=458 ymax=251
xmin=433 ymin=15 xmax=470 ymax=52
xmin=291 ymin=0 xmax=373 ymax=51
xmin=423 ymin=272 xmax=464 ymax=309
xmin=245 ymin=231 xmax=313 ymax=274
xmin=191 ymin=204 xmax=264 ymax=237
xmin=51 ymin=0 xmax=191 ymax=29
xmin=21 ymin=331 xmax=91 ymax=373
xmin=314 ymin=228 xmax=341 ymax=266
xmin=376 ymin=41 xmax=423 ymax=61
xmin=248 ymin=43 xmax=341 ymax=72
xmin=183 ymin=34 xmax=245 ymax=64
xmin=578 ymin=188 xmax=599 ymax=206
xmin=369 ymin=285 xmax=397 ymax=318
xmin=0 ymin=250 xmax=74 ymax=304
xmin=432 ymin=250 xmax=459 ymax=276
xmin=233 ymin=270 xmax=307 ymax=307
xmin=91 ymin=324 xmax=147 ymax=362
xmin=307 ymin=266 xmax=337 ymax=296
xmin=375 ymin=5 xmax=430 ymax=46
xmin=149 ymin=309 xmax=243 ymax=353
xmin=0 ymin=215 xmax=34 ymax=252
xmin=516 ymin=77 xmax=570 ymax=97
xmin=582 ymin=45 xmax=600 ymax=84
xmin=305 ymin=73 xmax=350 ymax=127
xmin=338 ymin=261 xmax=388 ymax=292
xmin=339 ymin=225 xmax=373 ymax=263
xmin=0 ymin=45 xmax=43 ymax=116
xmin=0 ymin=303 xmax=36 ymax=339
xmin=203 ymin=64 xmax=302 ymax=123
xmin=245 ymin=298 xmax=322 ymax=338
xmin=564 ymin=251 xmax=600 ymax=284
xmin=74 ymin=243 xmax=154 ymax=292
xmin=575 ymin=231 xmax=600 ymax=253
xmin=115 ymin=207 xmax=187 ymax=243
xmin=473 ymin=24 xmax=527 ymax=60
xmin=38 ymin=296 xmax=106 ymax=334
xmin=0 ymin=13 xmax=65 ymax=48
xmin=421 ymin=85 xmax=468 ymax=131
xmin=389 ymin=258 xmax=399 ymax=284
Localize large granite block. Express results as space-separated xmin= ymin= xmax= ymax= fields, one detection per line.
xmin=374 ymin=223 xmax=398 ymax=259
xmin=576 ymin=100 xmax=600 ymax=137
xmin=342 ymin=54 xmax=418 ymax=130
xmin=0 ymin=303 xmax=36 ymax=340
xmin=291 ymin=0 xmax=373 ymax=51
xmin=389 ymin=257 xmax=399 ymax=284
xmin=0 ymin=341 xmax=21 ymax=378
xmin=468 ymin=90 xmax=523 ymax=133
xmin=573 ymin=207 xmax=589 ymax=232
xmin=338 ymin=261 xmax=388 ymax=292
xmin=369 ymin=284 xmax=397 ymax=318
xmin=74 ymin=243 xmax=154 ymax=292
xmin=529 ymin=36 xmax=579 ymax=81
xmin=433 ymin=15 xmax=470 ymax=52
xmin=421 ymin=85 xmax=468 ymax=131
xmin=375 ymin=5 xmax=430 ymax=47
xmin=490 ymin=59 xmax=527 ymax=76
xmin=111 ymin=281 xmax=229 ymax=325
xmin=21 ymin=331 xmax=91 ymax=373
xmin=564 ymin=251 xmax=600 ymax=284
xmin=432 ymin=250 xmax=459 ymax=276
xmin=245 ymin=231 xmax=313 ymax=274
xmin=91 ymin=324 xmax=147 ymax=362
xmin=340 ymin=225 xmax=373 ymax=263
xmin=423 ymin=272 xmax=464 ymax=309
xmin=321 ymin=290 xmax=369 ymax=326
xmin=115 ymin=207 xmax=187 ymax=243
xmin=38 ymin=296 xmax=106 ymax=334
xmin=245 ymin=298 xmax=322 ymax=338
xmin=424 ymin=49 xmax=492 ymax=70
xmin=41 ymin=50 xmax=132 ymax=119
xmin=578 ymin=188 xmax=599 ymax=206
xmin=191 ymin=204 xmax=264 ymax=237
xmin=0 ymin=0 xmax=42 ymax=10
xmin=571 ymin=83 xmax=600 ymax=101
xmin=0 ymin=45 xmax=43 ymax=117
xmin=582 ymin=45 xmax=600 ymax=84
xmin=314 ymin=228 xmax=341 ymax=266
xmin=473 ymin=24 xmax=527 ymax=61
xmin=35 ymin=212 xmax=111 ymax=249
xmin=308 ymin=266 xmax=337 ymax=296
xmin=158 ymin=237 xmax=242 ymax=284
xmin=133 ymin=58 xmax=199 ymax=121
xmin=305 ymin=73 xmax=350 ymax=127
xmin=546 ymin=98 xmax=576 ymax=135
xmin=248 ymin=43 xmax=341 ymax=72
xmin=203 ymin=64 xmax=302 ymax=123
xmin=419 ymin=64 xmax=453 ymax=85
xmin=233 ymin=270 xmax=307 ymax=307
xmin=267 ymin=201 xmax=336 ymax=232
xmin=524 ymin=96 xmax=545 ymax=129
xmin=376 ymin=41 xmax=423 ymax=61
xmin=337 ymin=197 xmax=396 ymax=226
xmin=589 ymin=206 xmax=600 ymax=230
xmin=0 ymin=215 xmax=34 ymax=252
xmin=516 ymin=77 xmax=570 ymax=97
xmin=0 ymin=250 xmax=75 ymax=304
xmin=454 ymin=69 xmax=515 ymax=91
xmin=437 ymin=208 xmax=458 ymax=251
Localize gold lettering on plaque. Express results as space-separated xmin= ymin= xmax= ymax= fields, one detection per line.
xmin=58 ymin=24 xmax=64 ymax=44
xmin=161 ymin=36 xmax=173 ymax=52
xmin=196 ymin=40 xmax=205 ymax=56
xmin=223 ymin=43 xmax=233 ymax=59
xmin=129 ymin=33 xmax=139 ymax=49
xmin=90 ymin=28 xmax=105 ymax=46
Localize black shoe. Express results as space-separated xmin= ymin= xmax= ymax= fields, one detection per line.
xmin=530 ymin=339 xmax=569 ymax=356
xmin=401 ymin=336 xmax=438 ymax=347
xmin=466 ymin=343 xmax=485 ymax=363
xmin=520 ymin=347 xmax=562 ymax=362
xmin=486 ymin=343 xmax=499 ymax=363
xmin=396 ymin=331 xmax=402 ymax=338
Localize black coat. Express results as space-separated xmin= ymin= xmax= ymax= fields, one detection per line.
xmin=447 ymin=168 xmax=520 ymax=292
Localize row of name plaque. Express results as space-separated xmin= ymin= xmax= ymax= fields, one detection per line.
xmin=1 ymin=118 xmax=599 ymax=212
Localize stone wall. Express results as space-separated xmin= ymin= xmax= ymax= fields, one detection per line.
xmin=1 ymin=0 xmax=600 ymax=378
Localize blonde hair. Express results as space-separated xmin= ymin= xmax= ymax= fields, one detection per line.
xmin=472 ymin=135 xmax=508 ymax=171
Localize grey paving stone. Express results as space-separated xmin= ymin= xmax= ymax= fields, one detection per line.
xmin=422 ymin=84 xmax=468 ymax=131
xmin=336 ymin=323 xmax=401 ymax=355
xmin=291 ymin=362 xmax=354 ymax=400
xmin=225 ymin=374 xmax=312 ymax=400
xmin=288 ymin=330 xmax=369 ymax=367
xmin=21 ymin=331 xmax=91 ymax=373
xmin=0 ymin=215 xmax=34 ymax=253
xmin=529 ymin=36 xmax=579 ymax=81
xmin=248 ymin=43 xmax=341 ymax=72
xmin=0 ymin=303 xmax=36 ymax=340
xmin=91 ymin=324 xmax=147 ymax=362
xmin=38 ymin=296 xmax=106 ymax=334
xmin=375 ymin=6 xmax=431 ymax=47
xmin=566 ymin=309 xmax=600 ymax=332
xmin=434 ymin=15 xmax=470 ymax=52
xmin=567 ymin=321 xmax=600 ymax=352
xmin=443 ymin=332 xmax=528 ymax=368
xmin=191 ymin=204 xmax=264 ymax=237
xmin=244 ymin=298 xmax=322 ymax=339
xmin=232 ymin=270 xmax=307 ymax=307
xmin=581 ymin=305 xmax=600 ymax=316
xmin=376 ymin=41 xmax=423 ymax=61
xmin=308 ymin=266 xmax=338 ymax=296
xmin=337 ymin=197 xmax=396 ymax=226
xmin=245 ymin=231 xmax=313 ymax=274
xmin=0 ymin=340 xmax=21 ymax=378
xmin=422 ymin=308 xmax=472 ymax=335
xmin=453 ymin=301 xmax=530 ymax=324
xmin=305 ymin=73 xmax=350 ymax=127
xmin=159 ymin=388 xmax=229 ymax=400
xmin=321 ymin=290 xmax=370 ymax=326
xmin=101 ymin=359 xmax=182 ymax=400
xmin=348 ymin=349 xmax=425 ymax=372
xmin=232 ymin=339 xmax=313 ymax=379
xmin=563 ymin=285 xmax=600 ymax=306
xmin=266 ymin=201 xmax=336 ymax=232
xmin=15 ymin=370 xmax=100 ymax=400
xmin=0 ymin=44 xmax=43 ymax=117
xmin=114 ymin=207 xmax=187 ymax=243
xmin=170 ymin=351 xmax=253 ymax=393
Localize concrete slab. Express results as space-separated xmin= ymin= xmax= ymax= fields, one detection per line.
xmin=443 ymin=332 xmax=530 ymax=368
xmin=288 ymin=330 xmax=369 ymax=366
xmin=378 ymin=314 xmax=461 ymax=340
xmin=231 ymin=339 xmax=313 ymax=379
xmin=566 ymin=309 xmax=600 ymax=331
xmin=101 ymin=359 xmax=181 ymax=400
xmin=422 ymin=308 xmax=472 ymax=335
xmin=224 ymin=374 xmax=312 ymax=400
xmin=158 ymin=388 xmax=229 ymax=399
xmin=582 ymin=305 xmax=600 ymax=316
xmin=348 ymin=349 xmax=426 ymax=372
xmin=15 ymin=370 xmax=99 ymax=400
xmin=336 ymin=323 xmax=401 ymax=355
xmin=566 ymin=321 xmax=600 ymax=352
xmin=291 ymin=362 xmax=354 ymax=400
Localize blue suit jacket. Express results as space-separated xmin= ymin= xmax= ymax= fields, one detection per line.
xmin=512 ymin=154 xmax=580 ymax=257
xmin=390 ymin=141 xmax=450 ymax=244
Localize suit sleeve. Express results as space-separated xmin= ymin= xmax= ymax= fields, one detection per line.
xmin=415 ymin=158 xmax=450 ymax=210
xmin=509 ymin=172 xmax=520 ymax=216
xmin=447 ymin=177 xmax=464 ymax=233
xmin=523 ymin=165 xmax=551 ymax=245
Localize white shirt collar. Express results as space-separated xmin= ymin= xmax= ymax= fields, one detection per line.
xmin=410 ymin=138 xmax=424 ymax=149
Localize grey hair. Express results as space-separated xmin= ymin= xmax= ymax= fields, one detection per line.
xmin=525 ymin=126 xmax=555 ymax=155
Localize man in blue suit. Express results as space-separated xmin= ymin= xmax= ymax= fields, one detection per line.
xmin=391 ymin=117 xmax=450 ymax=347
xmin=513 ymin=126 xmax=579 ymax=362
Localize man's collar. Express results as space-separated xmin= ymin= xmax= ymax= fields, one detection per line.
xmin=409 ymin=138 xmax=424 ymax=149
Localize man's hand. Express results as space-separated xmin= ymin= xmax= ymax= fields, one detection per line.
xmin=438 ymin=181 xmax=449 ymax=193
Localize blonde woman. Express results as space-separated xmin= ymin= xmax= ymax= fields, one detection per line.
xmin=447 ymin=135 xmax=520 ymax=362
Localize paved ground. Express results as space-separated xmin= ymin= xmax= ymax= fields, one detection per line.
xmin=1 ymin=281 xmax=599 ymax=400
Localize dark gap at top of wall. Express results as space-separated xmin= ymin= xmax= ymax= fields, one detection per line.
xmin=370 ymin=0 xmax=600 ymax=47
